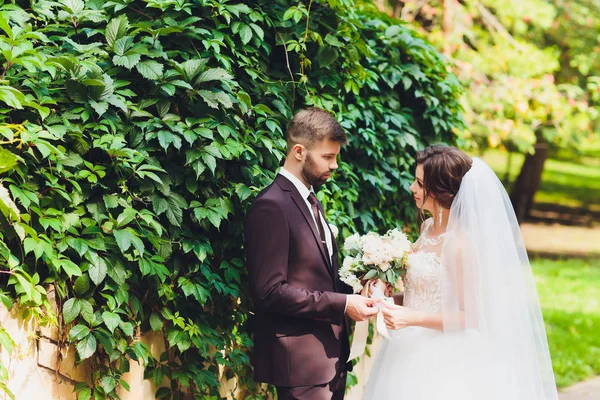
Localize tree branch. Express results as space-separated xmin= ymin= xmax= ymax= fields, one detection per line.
xmin=475 ymin=2 xmax=524 ymax=50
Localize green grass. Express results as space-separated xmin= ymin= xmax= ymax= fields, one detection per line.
xmin=476 ymin=149 xmax=600 ymax=211
xmin=532 ymin=258 xmax=600 ymax=388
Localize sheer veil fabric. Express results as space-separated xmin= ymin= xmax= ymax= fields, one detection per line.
xmin=440 ymin=157 xmax=557 ymax=398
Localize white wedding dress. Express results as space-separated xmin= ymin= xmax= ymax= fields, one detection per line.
xmin=365 ymin=218 xmax=508 ymax=400
xmin=364 ymin=158 xmax=558 ymax=400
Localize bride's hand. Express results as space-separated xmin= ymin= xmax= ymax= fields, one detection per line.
xmin=364 ymin=279 xmax=387 ymax=297
xmin=381 ymin=303 xmax=416 ymax=330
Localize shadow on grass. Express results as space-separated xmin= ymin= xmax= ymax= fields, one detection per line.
xmin=537 ymin=177 xmax=600 ymax=209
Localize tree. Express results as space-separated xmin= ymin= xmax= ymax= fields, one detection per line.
xmin=379 ymin=0 xmax=599 ymax=220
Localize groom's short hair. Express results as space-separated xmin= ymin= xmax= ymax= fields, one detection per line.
xmin=286 ymin=108 xmax=347 ymax=153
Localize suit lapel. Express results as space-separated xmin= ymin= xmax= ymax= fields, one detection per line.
xmin=276 ymin=175 xmax=334 ymax=278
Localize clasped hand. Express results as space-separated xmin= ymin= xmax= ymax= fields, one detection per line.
xmin=381 ymin=302 xmax=415 ymax=330
xmin=345 ymin=294 xmax=381 ymax=322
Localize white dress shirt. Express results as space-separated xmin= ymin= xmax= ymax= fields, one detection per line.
xmin=278 ymin=168 xmax=333 ymax=260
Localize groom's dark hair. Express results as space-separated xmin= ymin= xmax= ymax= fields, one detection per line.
xmin=286 ymin=107 xmax=347 ymax=153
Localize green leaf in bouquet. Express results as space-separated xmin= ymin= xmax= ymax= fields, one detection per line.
xmin=385 ymin=269 xmax=395 ymax=284
xmin=363 ymin=269 xmax=377 ymax=280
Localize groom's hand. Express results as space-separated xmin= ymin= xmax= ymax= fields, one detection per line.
xmin=345 ymin=295 xmax=380 ymax=322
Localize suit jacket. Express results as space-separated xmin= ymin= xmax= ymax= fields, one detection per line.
xmin=244 ymin=174 xmax=352 ymax=387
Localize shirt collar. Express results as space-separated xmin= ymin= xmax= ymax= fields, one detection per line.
xmin=278 ymin=167 xmax=314 ymax=200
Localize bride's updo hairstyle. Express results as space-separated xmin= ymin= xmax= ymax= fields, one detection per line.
xmin=416 ymin=145 xmax=473 ymax=211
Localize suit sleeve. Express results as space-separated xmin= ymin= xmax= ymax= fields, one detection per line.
xmin=245 ymin=197 xmax=347 ymax=325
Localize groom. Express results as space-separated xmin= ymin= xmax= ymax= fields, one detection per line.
xmin=245 ymin=108 xmax=379 ymax=399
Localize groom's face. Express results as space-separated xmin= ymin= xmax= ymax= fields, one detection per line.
xmin=302 ymin=139 xmax=341 ymax=187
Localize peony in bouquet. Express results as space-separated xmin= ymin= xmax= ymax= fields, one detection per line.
xmin=339 ymin=229 xmax=412 ymax=294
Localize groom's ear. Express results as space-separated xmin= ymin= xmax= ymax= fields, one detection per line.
xmin=291 ymin=143 xmax=306 ymax=162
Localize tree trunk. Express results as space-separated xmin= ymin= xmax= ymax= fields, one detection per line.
xmin=392 ymin=0 xmax=404 ymax=18
xmin=509 ymin=142 xmax=549 ymax=222
xmin=503 ymin=150 xmax=512 ymax=185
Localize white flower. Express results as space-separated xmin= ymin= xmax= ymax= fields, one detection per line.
xmin=387 ymin=229 xmax=411 ymax=254
xmin=344 ymin=233 xmax=361 ymax=254
xmin=343 ymin=274 xmax=364 ymax=294
xmin=329 ymin=224 xmax=339 ymax=238
xmin=379 ymin=262 xmax=391 ymax=272
xmin=342 ymin=256 xmax=356 ymax=271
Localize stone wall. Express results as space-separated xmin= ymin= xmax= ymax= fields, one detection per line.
xmin=0 ymin=290 xmax=380 ymax=400
xmin=0 ymin=286 xmax=167 ymax=400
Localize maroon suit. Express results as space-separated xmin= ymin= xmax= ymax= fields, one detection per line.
xmin=245 ymin=174 xmax=351 ymax=396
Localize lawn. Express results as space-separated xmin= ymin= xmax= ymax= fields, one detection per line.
xmin=475 ymin=149 xmax=600 ymax=212
xmin=532 ymin=258 xmax=600 ymax=388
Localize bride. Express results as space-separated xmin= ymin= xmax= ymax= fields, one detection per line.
xmin=364 ymin=145 xmax=558 ymax=399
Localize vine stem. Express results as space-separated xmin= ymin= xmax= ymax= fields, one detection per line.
xmin=300 ymin=0 xmax=314 ymax=77
xmin=278 ymin=32 xmax=296 ymax=111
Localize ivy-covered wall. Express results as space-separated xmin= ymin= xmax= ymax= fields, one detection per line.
xmin=0 ymin=0 xmax=464 ymax=398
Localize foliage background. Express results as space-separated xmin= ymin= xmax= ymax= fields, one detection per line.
xmin=0 ymin=0 xmax=463 ymax=398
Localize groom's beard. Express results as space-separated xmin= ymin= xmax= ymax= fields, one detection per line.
xmin=302 ymin=153 xmax=333 ymax=188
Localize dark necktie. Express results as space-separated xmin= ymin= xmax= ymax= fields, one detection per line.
xmin=307 ymin=192 xmax=328 ymax=250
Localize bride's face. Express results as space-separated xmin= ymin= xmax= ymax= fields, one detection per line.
xmin=410 ymin=164 xmax=435 ymax=212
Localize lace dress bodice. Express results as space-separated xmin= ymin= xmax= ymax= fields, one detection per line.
xmin=403 ymin=218 xmax=444 ymax=312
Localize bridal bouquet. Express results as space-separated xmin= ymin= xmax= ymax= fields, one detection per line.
xmin=339 ymin=229 xmax=412 ymax=294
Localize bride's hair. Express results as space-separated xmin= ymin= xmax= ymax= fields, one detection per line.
xmin=416 ymin=145 xmax=472 ymax=212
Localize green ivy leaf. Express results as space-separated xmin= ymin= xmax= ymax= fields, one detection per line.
xmin=165 ymin=194 xmax=186 ymax=227
xmin=157 ymin=130 xmax=174 ymax=150
xmin=113 ymin=229 xmax=133 ymax=253
xmin=117 ymin=207 xmax=137 ymax=226
xmin=136 ymin=60 xmax=163 ymax=80
xmin=201 ymin=153 xmax=217 ymax=174
xmin=69 ymin=324 xmax=91 ymax=341
xmin=119 ymin=321 xmax=134 ymax=336
xmin=0 ymin=182 xmax=20 ymax=222
xmin=103 ymin=194 xmax=119 ymax=209
xmin=89 ymin=99 xmax=108 ymax=117
xmin=76 ymin=333 xmax=97 ymax=360
xmin=198 ymin=90 xmax=233 ymax=109
xmin=239 ymin=24 xmax=253 ymax=45
xmin=63 ymin=298 xmax=81 ymax=324
xmin=77 ymin=388 xmax=92 ymax=400
xmin=152 ymin=195 xmax=169 ymax=216
xmin=88 ymin=257 xmax=108 ymax=285
xmin=79 ymin=299 xmax=94 ymax=325
xmin=59 ymin=258 xmax=82 ymax=278
xmin=105 ymin=14 xmax=129 ymax=48
xmin=101 ymin=376 xmax=117 ymax=394
xmin=102 ymin=311 xmax=121 ymax=334
xmin=227 ymin=4 xmax=252 ymax=16
xmin=325 ymin=34 xmax=344 ymax=47
xmin=74 ymin=275 xmax=90 ymax=296
xmin=250 ymin=23 xmax=264 ymax=41
xmin=196 ymin=68 xmax=233 ymax=83
xmin=0 ymin=148 xmax=18 ymax=173
xmin=150 ymin=312 xmax=163 ymax=331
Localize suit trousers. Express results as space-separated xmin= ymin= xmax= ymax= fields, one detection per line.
xmin=275 ymin=366 xmax=347 ymax=400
